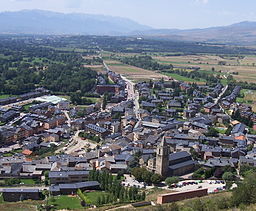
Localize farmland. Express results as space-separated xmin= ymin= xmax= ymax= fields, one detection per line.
xmin=153 ymin=54 xmax=256 ymax=83
xmin=104 ymin=59 xmax=168 ymax=81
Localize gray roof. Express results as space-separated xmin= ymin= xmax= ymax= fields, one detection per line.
xmin=2 ymin=188 xmax=39 ymax=193
xmin=169 ymin=151 xmax=191 ymax=161
xmin=169 ymin=160 xmax=195 ymax=170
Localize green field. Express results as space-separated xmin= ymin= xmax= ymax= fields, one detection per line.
xmin=236 ymin=89 xmax=256 ymax=112
xmin=20 ymin=179 xmax=37 ymax=185
xmin=49 ymin=195 xmax=83 ymax=210
xmin=162 ymin=72 xmax=206 ymax=83
xmin=0 ymin=95 xmax=15 ymax=99
xmin=84 ymin=191 xmax=111 ymax=205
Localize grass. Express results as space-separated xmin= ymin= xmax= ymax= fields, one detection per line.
xmin=22 ymin=102 xmax=39 ymax=112
xmin=20 ymin=179 xmax=37 ymax=185
xmin=0 ymin=95 xmax=16 ymax=99
xmin=236 ymin=89 xmax=256 ymax=112
xmin=84 ymin=191 xmax=111 ymax=205
xmin=49 ymin=195 xmax=83 ymax=210
xmin=0 ymin=193 xmax=43 ymax=211
xmin=86 ymin=97 xmax=101 ymax=103
xmin=162 ymin=72 xmax=206 ymax=84
xmin=215 ymin=127 xmax=227 ymax=134
xmin=2 ymin=149 xmax=22 ymax=157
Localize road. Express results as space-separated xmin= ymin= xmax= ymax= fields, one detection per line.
xmin=214 ymin=85 xmax=228 ymax=104
xmin=103 ymin=62 xmax=141 ymax=120
xmin=63 ymin=110 xmax=71 ymax=127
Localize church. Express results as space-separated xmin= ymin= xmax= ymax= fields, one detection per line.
xmin=147 ymin=137 xmax=196 ymax=177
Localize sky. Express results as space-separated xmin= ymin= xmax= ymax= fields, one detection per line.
xmin=1 ymin=0 xmax=256 ymax=29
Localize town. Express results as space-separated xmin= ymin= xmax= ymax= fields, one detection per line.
xmin=0 ymin=51 xmax=256 ymax=210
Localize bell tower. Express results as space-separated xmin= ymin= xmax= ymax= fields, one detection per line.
xmin=156 ymin=137 xmax=170 ymax=177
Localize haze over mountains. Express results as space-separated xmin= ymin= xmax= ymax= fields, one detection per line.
xmin=138 ymin=21 xmax=256 ymax=45
xmin=0 ymin=10 xmax=151 ymax=35
xmin=1 ymin=10 xmax=256 ymax=45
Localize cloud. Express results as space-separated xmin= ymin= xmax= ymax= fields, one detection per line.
xmin=196 ymin=0 xmax=209 ymax=4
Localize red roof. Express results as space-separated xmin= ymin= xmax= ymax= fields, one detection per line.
xmin=22 ymin=149 xmax=32 ymax=156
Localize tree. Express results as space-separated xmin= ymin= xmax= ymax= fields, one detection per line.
xmin=232 ymin=172 xmax=256 ymax=206
xmin=141 ymin=170 xmax=153 ymax=184
xmin=222 ymin=172 xmax=235 ymax=181
xmin=205 ymin=127 xmax=219 ymax=137
xmin=102 ymin=93 xmax=107 ymax=110
xmin=151 ymin=174 xmax=163 ymax=184
xmin=165 ymin=177 xmax=179 ymax=187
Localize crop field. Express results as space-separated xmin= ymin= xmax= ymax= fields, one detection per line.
xmin=153 ymin=55 xmax=256 ymax=83
xmin=84 ymin=64 xmax=105 ymax=73
xmin=237 ymin=89 xmax=256 ymax=112
xmin=104 ymin=60 xmax=168 ymax=81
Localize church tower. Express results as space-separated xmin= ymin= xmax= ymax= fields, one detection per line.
xmin=156 ymin=137 xmax=170 ymax=177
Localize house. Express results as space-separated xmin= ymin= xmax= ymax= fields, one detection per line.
xmin=203 ymin=103 xmax=216 ymax=113
xmin=0 ymin=110 xmax=19 ymax=122
xmin=219 ymin=136 xmax=235 ymax=147
xmin=49 ymin=170 xmax=89 ymax=184
xmin=231 ymin=123 xmax=246 ymax=135
xmin=2 ymin=188 xmax=41 ymax=202
xmin=141 ymin=101 xmax=156 ymax=110
xmin=168 ymin=100 xmax=182 ymax=109
xmin=57 ymin=100 xmax=70 ymax=110
xmin=109 ymin=163 xmax=128 ymax=173
xmin=85 ymin=124 xmax=110 ymax=138
xmin=183 ymin=110 xmax=196 ymax=118
xmin=96 ymin=85 xmax=120 ymax=95
xmin=166 ymin=109 xmax=177 ymax=117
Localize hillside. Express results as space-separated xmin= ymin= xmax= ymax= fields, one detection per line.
xmin=134 ymin=21 xmax=256 ymax=45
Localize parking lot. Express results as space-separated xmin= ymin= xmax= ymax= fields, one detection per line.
xmin=172 ymin=180 xmax=226 ymax=193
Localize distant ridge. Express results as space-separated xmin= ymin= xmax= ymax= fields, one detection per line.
xmin=133 ymin=21 xmax=256 ymax=45
xmin=1 ymin=10 xmax=256 ymax=45
xmin=0 ymin=10 xmax=151 ymax=35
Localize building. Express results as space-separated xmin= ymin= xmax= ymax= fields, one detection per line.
xmin=148 ymin=138 xmax=195 ymax=177
xmin=49 ymin=170 xmax=89 ymax=184
xmin=156 ymin=138 xmax=170 ymax=177
xmin=157 ymin=189 xmax=208 ymax=204
xmin=50 ymin=181 xmax=100 ymax=196
xmin=2 ymin=188 xmax=41 ymax=202
xmin=85 ymin=124 xmax=110 ymax=138
xmin=96 ymin=85 xmax=120 ymax=95
xmin=57 ymin=100 xmax=70 ymax=110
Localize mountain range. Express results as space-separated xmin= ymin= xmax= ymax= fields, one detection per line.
xmin=0 ymin=10 xmax=151 ymax=35
xmin=135 ymin=21 xmax=256 ymax=45
xmin=1 ymin=10 xmax=256 ymax=45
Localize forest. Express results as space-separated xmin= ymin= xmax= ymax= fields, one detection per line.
xmin=0 ymin=36 xmax=98 ymax=96
xmin=119 ymin=55 xmax=172 ymax=70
